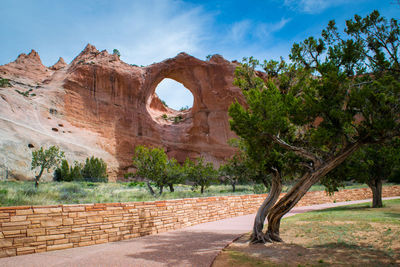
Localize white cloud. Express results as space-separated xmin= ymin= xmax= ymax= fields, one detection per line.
xmin=89 ymin=1 xmax=212 ymax=65
xmin=255 ymin=17 xmax=292 ymax=39
xmin=225 ymin=17 xmax=291 ymax=45
xmin=283 ymin=0 xmax=350 ymax=14
xmin=229 ymin=20 xmax=252 ymax=42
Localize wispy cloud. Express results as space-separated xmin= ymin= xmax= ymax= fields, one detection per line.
xmin=229 ymin=20 xmax=252 ymax=42
xmin=226 ymin=17 xmax=291 ymax=44
xmin=283 ymin=0 xmax=350 ymax=14
xmin=255 ymin=18 xmax=292 ymax=40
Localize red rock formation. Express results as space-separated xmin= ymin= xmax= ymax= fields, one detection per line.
xmin=0 ymin=44 xmax=244 ymax=180
xmin=50 ymin=57 xmax=67 ymax=70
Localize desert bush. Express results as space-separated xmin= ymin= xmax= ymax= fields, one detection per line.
xmin=54 ymin=160 xmax=83 ymax=182
xmin=0 ymin=78 xmax=11 ymax=87
xmin=81 ymin=156 xmax=108 ymax=182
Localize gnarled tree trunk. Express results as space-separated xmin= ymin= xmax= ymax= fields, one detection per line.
xmin=265 ymin=142 xmax=361 ymax=242
xmin=250 ymin=169 xmax=282 ymax=243
xmin=368 ymin=178 xmax=383 ymax=208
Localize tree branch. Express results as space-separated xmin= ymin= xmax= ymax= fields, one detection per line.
xmin=271 ymin=135 xmax=322 ymax=166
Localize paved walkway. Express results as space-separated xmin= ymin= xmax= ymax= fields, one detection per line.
xmin=1 ymin=197 xmax=399 ymax=267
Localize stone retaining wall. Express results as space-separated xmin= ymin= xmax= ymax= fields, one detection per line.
xmin=1 ymin=185 xmax=399 ymax=258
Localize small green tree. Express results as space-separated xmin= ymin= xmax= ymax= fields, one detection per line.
xmin=133 ymin=145 xmax=168 ymax=196
xmin=112 ymin=49 xmax=121 ymax=58
xmin=31 ymin=146 xmax=64 ymax=188
xmin=184 ymin=157 xmax=217 ymax=194
xmin=219 ymin=154 xmax=248 ymax=192
xmin=81 ymin=156 xmax=108 ymax=182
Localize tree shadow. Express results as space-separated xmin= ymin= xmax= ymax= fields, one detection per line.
xmin=310 ymin=242 xmax=399 ymax=265
xmin=122 ymin=230 xmax=239 ymax=267
xmin=228 ymin=235 xmax=399 ymax=266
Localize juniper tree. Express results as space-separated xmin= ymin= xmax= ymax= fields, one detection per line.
xmin=229 ymin=11 xmax=400 ymax=243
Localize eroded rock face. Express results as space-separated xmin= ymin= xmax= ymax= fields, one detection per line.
xmin=0 ymin=44 xmax=244 ymax=180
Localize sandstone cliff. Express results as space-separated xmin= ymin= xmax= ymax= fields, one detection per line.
xmin=0 ymin=44 xmax=244 ymax=181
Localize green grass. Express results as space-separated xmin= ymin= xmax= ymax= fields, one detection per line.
xmin=215 ymin=199 xmax=400 ymax=267
xmin=0 ymin=181 xmax=383 ymax=207
xmin=280 ymin=199 xmax=400 ymax=255
xmin=283 ymin=198 xmax=400 ymax=225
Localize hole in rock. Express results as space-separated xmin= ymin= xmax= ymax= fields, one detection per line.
xmin=155 ymin=78 xmax=193 ymax=111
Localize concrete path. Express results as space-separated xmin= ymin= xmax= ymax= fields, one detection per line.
xmin=1 ymin=197 xmax=399 ymax=267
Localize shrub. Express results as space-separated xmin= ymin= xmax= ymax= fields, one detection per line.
xmin=179 ymin=106 xmax=189 ymax=111
xmin=253 ymin=184 xmax=267 ymax=194
xmin=112 ymin=49 xmax=121 ymax=57
xmin=81 ymin=156 xmax=108 ymax=182
xmin=54 ymin=160 xmax=83 ymax=182
xmin=0 ymin=78 xmax=11 ymax=88
xmin=173 ymin=116 xmax=183 ymax=123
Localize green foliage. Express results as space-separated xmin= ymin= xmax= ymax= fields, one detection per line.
xmin=253 ymin=184 xmax=268 ymax=194
xmin=0 ymin=180 xmax=378 ymax=206
xmin=15 ymin=88 xmax=35 ymax=97
xmin=54 ymin=160 xmax=83 ymax=182
xmin=0 ymin=78 xmax=11 ymax=87
xmin=133 ymin=145 xmax=167 ymax=183
xmin=324 ymin=139 xmax=400 ymax=191
xmin=81 ymin=156 xmax=108 ymax=182
xmin=112 ymin=48 xmax=121 ymax=57
xmin=173 ymin=115 xmax=183 ymax=123
xmin=229 ymin=11 xmax=400 ymax=197
xmin=219 ymin=153 xmax=249 ymax=192
xmin=133 ymin=145 xmax=185 ymax=195
xmin=162 ymin=114 xmax=168 ymax=120
xmin=31 ymin=146 xmax=64 ymax=188
xmin=184 ymin=157 xmax=217 ymax=193
xmin=179 ymin=105 xmax=190 ymax=111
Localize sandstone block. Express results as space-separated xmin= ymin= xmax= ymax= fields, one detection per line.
xmin=47 ymin=243 xmax=73 ymax=251
xmin=40 ymin=218 xmax=62 ymax=227
xmin=37 ymin=234 xmax=65 ymax=242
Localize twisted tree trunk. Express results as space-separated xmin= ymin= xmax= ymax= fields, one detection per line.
xmin=250 ymin=169 xmax=282 ymax=243
xmin=265 ymin=142 xmax=361 ymax=242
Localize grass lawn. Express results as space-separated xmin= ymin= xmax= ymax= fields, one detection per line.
xmin=213 ymin=199 xmax=400 ymax=267
xmin=0 ymin=180 xmax=389 ymax=207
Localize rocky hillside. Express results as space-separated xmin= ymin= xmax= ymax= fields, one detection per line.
xmin=0 ymin=44 xmax=244 ymax=181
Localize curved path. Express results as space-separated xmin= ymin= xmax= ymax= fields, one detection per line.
xmin=1 ymin=197 xmax=399 ymax=267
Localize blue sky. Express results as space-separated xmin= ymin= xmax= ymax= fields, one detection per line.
xmin=1 ymin=0 xmax=398 ymax=109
